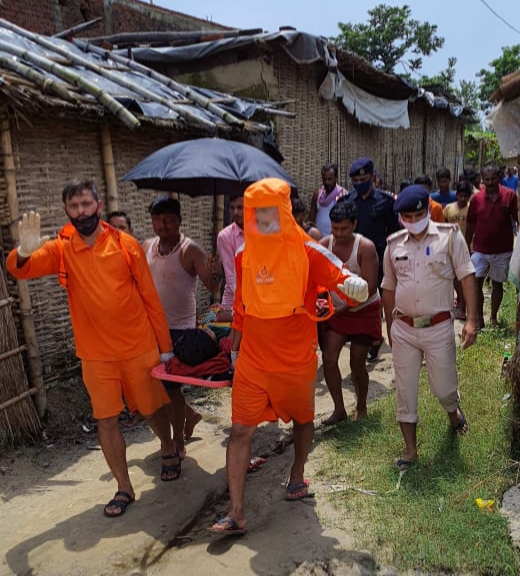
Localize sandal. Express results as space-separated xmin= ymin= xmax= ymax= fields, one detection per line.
xmin=161 ymin=452 xmax=181 ymax=481
xmin=452 ymin=407 xmax=468 ymax=435
xmin=103 ymin=490 xmax=135 ymax=518
xmin=285 ymin=479 xmax=315 ymax=501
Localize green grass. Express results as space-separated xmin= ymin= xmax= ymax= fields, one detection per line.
xmin=318 ymin=282 xmax=520 ymax=575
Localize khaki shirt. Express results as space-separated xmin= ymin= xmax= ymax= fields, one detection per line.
xmin=381 ymin=222 xmax=475 ymax=316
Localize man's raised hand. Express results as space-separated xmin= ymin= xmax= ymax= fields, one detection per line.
xmin=17 ymin=212 xmax=50 ymax=258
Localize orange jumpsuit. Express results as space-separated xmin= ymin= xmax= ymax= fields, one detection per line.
xmin=231 ymin=241 xmax=355 ymax=426
xmin=6 ymin=225 xmax=172 ymax=417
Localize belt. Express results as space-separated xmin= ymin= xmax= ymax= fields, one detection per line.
xmin=395 ymin=310 xmax=451 ymax=329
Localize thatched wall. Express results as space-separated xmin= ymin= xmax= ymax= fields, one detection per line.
xmin=272 ymin=52 xmax=464 ymax=205
xmin=171 ymin=48 xmax=464 ymax=203
xmin=0 ymin=112 xmax=215 ymax=385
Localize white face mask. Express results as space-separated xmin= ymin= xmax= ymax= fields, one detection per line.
xmin=400 ymin=212 xmax=430 ymax=235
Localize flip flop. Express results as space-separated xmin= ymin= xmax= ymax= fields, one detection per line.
xmin=161 ymin=453 xmax=181 ymax=481
xmin=103 ymin=490 xmax=135 ymax=518
xmin=285 ymin=479 xmax=315 ymax=501
xmin=396 ymin=458 xmax=414 ymax=471
xmin=452 ymin=407 xmax=468 ymax=435
xmin=208 ymin=516 xmax=247 ymax=536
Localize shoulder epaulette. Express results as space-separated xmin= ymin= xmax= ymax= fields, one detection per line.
xmin=379 ymin=189 xmax=396 ymax=199
xmin=387 ymin=229 xmax=407 ymax=242
xmin=436 ymin=222 xmax=459 ymax=232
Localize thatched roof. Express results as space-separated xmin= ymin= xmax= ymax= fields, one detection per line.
xmin=0 ymin=18 xmax=286 ymax=135
xmin=110 ymin=28 xmax=472 ymax=122
xmin=333 ymin=49 xmax=416 ymax=101
xmin=491 ymin=70 xmax=520 ymax=103
xmin=488 ymin=69 xmax=520 ymax=158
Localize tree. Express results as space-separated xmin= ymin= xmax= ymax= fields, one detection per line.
xmin=333 ymin=4 xmax=444 ymax=74
xmin=420 ymin=57 xmax=457 ymax=92
xmin=477 ymin=44 xmax=520 ymax=110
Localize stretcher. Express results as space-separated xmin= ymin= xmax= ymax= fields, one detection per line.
xmin=152 ymin=363 xmax=232 ymax=388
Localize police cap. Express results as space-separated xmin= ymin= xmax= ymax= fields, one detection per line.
xmin=394 ymin=185 xmax=430 ymax=213
xmin=348 ymin=157 xmax=374 ymax=177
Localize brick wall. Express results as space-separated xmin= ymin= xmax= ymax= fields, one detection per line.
xmin=0 ymin=0 xmax=229 ymax=37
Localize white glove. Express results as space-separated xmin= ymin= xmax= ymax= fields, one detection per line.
xmin=337 ymin=275 xmax=369 ymax=303
xmin=230 ymin=350 xmax=239 ymax=371
xmin=17 ymin=212 xmax=50 ymax=258
xmin=160 ymin=352 xmax=174 ymax=363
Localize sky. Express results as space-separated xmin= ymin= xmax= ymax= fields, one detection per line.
xmin=152 ymin=0 xmax=520 ymax=85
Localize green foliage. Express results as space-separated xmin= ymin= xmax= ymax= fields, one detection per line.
xmin=420 ymin=56 xmax=457 ymax=92
xmin=333 ymin=4 xmax=444 ymax=74
xmin=455 ymin=79 xmax=481 ymax=112
xmin=318 ymin=284 xmax=519 ymax=573
xmin=465 ymin=130 xmax=504 ymax=167
xmin=477 ymin=44 xmax=520 ymax=110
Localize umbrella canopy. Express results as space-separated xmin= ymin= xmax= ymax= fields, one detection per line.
xmin=123 ymin=137 xmax=297 ymax=196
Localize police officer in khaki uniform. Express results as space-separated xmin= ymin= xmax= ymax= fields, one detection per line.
xmin=381 ymin=185 xmax=478 ymax=470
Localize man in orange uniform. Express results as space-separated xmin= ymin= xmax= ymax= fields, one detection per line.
xmin=7 ymin=180 xmax=177 ymax=518
xmin=208 ymin=178 xmax=369 ymax=536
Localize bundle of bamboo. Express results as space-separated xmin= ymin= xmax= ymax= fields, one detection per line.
xmin=0 ymin=266 xmax=41 ymax=445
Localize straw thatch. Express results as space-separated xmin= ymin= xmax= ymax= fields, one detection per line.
xmin=0 ymin=264 xmax=41 ymax=444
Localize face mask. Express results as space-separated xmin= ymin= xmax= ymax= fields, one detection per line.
xmin=400 ymin=212 xmax=430 ymax=235
xmin=353 ymin=180 xmax=371 ymax=195
xmin=69 ymin=211 xmax=100 ymax=236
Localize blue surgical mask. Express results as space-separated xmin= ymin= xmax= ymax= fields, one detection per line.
xmin=353 ymin=180 xmax=372 ymax=195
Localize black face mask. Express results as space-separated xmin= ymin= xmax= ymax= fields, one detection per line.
xmin=69 ymin=211 xmax=100 ymax=236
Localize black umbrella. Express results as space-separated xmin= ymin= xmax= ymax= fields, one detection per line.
xmin=122 ymin=137 xmax=298 ymax=196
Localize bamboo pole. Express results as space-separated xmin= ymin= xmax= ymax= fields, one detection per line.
xmin=53 ymin=17 xmax=103 ymax=39
xmin=0 ymin=38 xmax=140 ymax=130
xmin=0 ymin=344 xmax=26 ymax=362
xmin=0 ymin=386 xmax=38 ymax=412
xmin=0 ymin=20 xmax=218 ymax=132
xmin=0 ymin=106 xmax=47 ymax=417
xmin=73 ymin=39 xmax=270 ymax=132
xmin=100 ymin=124 xmax=118 ymax=214
xmin=0 ymin=54 xmax=78 ymax=102
xmin=84 ymin=28 xmax=264 ymax=46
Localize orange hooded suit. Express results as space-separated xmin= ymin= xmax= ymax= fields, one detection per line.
xmin=231 ymin=178 xmax=357 ymax=426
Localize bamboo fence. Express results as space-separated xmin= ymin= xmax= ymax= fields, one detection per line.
xmin=0 ymin=264 xmax=41 ymax=444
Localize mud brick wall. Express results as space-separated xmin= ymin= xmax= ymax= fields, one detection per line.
xmin=0 ymin=0 xmax=228 ymax=37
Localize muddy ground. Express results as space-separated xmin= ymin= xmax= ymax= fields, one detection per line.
xmin=0 ymin=341 xmax=450 ymax=576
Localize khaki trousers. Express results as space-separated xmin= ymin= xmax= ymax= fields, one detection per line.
xmin=391 ymin=318 xmax=460 ymax=423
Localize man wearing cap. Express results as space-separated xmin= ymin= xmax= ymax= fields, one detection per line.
xmin=342 ymin=157 xmax=400 ymax=360
xmin=381 ymin=185 xmax=478 ymax=470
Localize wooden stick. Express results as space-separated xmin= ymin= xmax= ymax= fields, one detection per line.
xmin=0 ymin=296 xmax=14 ymax=308
xmin=0 ymin=386 xmax=38 ymax=412
xmin=0 ymin=106 xmax=47 ymax=417
xmin=101 ymin=124 xmax=118 ymax=214
xmin=53 ymin=17 xmax=103 ymax=40
xmin=0 ymin=344 xmax=26 ymax=362
xmin=84 ymin=28 xmax=264 ymax=46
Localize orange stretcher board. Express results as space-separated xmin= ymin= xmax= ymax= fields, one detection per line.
xmin=151 ymin=363 xmax=231 ymax=388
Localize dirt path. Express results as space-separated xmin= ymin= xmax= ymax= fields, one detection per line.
xmin=0 ymin=345 xmax=396 ymax=576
